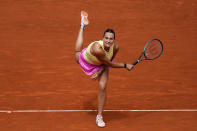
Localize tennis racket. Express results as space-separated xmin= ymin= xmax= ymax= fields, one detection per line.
xmin=132 ymin=38 xmax=163 ymax=66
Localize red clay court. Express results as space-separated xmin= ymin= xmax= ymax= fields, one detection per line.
xmin=0 ymin=0 xmax=197 ymax=130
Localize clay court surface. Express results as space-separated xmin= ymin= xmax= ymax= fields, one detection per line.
xmin=0 ymin=0 xmax=197 ymax=130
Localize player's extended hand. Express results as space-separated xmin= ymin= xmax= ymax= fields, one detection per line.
xmin=90 ymin=66 xmax=105 ymax=80
xmin=90 ymin=70 xmax=103 ymax=80
xmin=90 ymin=72 xmax=100 ymax=80
xmin=126 ymin=64 xmax=134 ymax=71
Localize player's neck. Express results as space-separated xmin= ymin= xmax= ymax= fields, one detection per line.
xmin=104 ymin=46 xmax=110 ymax=52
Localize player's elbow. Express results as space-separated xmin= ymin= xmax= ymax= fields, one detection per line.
xmin=106 ymin=63 xmax=116 ymax=68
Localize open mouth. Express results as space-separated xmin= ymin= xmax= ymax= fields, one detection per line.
xmin=106 ymin=42 xmax=112 ymax=47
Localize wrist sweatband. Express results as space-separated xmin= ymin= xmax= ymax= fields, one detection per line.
xmin=124 ymin=63 xmax=127 ymax=68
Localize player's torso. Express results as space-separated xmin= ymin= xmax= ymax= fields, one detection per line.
xmin=83 ymin=40 xmax=114 ymax=65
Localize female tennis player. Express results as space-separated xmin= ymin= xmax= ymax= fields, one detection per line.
xmin=75 ymin=11 xmax=134 ymax=127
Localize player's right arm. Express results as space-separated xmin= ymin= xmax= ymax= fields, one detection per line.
xmin=91 ymin=42 xmax=132 ymax=70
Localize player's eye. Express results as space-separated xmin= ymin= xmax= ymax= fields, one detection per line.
xmin=105 ymin=37 xmax=109 ymax=40
xmin=105 ymin=37 xmax=114 ymax=40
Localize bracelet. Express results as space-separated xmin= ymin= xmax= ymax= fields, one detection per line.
xmin=124 ymin=63 xmax=127 ymax=68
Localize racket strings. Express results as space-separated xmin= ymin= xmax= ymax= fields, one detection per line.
xmin=145 ymin=40 xmax=163 ymax=59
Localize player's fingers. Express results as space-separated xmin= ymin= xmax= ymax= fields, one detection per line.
xmin=91 ymin=74 xmax=98 ymax=80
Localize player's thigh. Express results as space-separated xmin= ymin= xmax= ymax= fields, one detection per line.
xmin=98 ymin=68 xmax=109 ymax=90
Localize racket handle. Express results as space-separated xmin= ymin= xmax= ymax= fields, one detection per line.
xmin=132 ymin=60 xmax=139 ymax=65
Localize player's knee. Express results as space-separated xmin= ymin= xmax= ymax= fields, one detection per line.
xmin=75 ymin=52 xmax=80 ymax=64
xmin=75 ymin=56 xmax=79 ymax=64
xmin=99 ymin=82 xmax=107 ymax=91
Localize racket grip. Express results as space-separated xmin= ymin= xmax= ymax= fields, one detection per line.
xmin=132 ymin=60 xmax=139 ymax=66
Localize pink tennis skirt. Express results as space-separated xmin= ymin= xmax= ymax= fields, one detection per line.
xmin=79 ymin=48 xmax=102 ymax=75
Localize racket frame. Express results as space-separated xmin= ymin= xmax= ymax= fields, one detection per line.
xmin=132 ymin=38 xmax=163 ymax=65
xmin=143 ymin=38 xmax=163 ymax=60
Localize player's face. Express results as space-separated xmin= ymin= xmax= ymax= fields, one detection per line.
xmin=103 ymin=32 xmax=115 ymax=48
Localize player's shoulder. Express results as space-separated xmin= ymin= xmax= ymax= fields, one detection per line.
xmin=91 ymin=42 xmax=105 ymax=56
xmin=92 ymin=41 xmax=102 ymax=50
